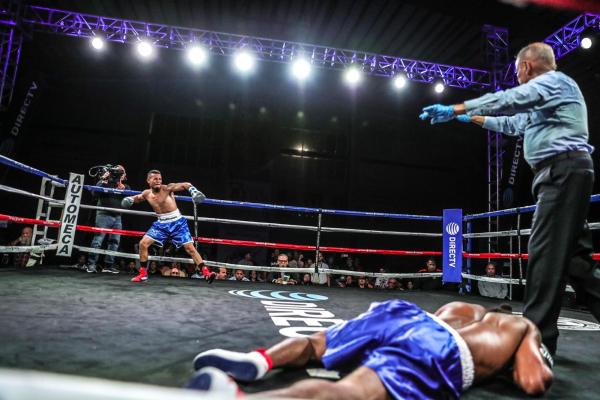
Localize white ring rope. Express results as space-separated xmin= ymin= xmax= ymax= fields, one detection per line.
xmin=0 ymin=184 xmax=64 ymax=204
xmin=0 ymin=244 xmax=575 ymax=292
xmin=0 ymin=244 xmax=58 ymax=253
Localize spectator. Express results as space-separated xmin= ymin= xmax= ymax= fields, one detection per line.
xmin=374 ymin=267 xmax=387 ymax=288
xmin=344 ymin=275 xmax=355 ymax=288
xmin=8 ymin=226 xmax=32 ymax=268
xmin=478 ymin=262 xmax=508 ymax=299
xmin=127 ymin=261 xmax=137 ymax=275
xmin=357 ymin=276 xmax=369 ymax=289
xmin=272 ymin=253 xmax=297 ymax=285
xmin=296 ymin=252 xmax=306 ymax=269
xmin=416 ymin=258 xmax=443 ymax=291
xmin=326 ymin=255 xmax=336 ymax=270
xmin=288 ymin=252 xmax=298 ymax=269
xmin=336 ymin=275 xmax=355 ymax=288
xmin=312 ymin=252 xmax=330 ymax=286
xmin=72 ymin=254 xmax=87 ymax=271
xmin=404 ymin=279 xmax=415 ymax=291
xmin=386 ymin=277 xmax=403 ymax=291
xmin=160 ymin=264 xmax=171 ymax=276
xmin=238 ymin=253 xmax=254 ymax=266
xmin=249 ymin=270 xmax=264 ymax=283
xmin=215 ymin=267 xmax=229 ymax=280
xmin=344 ymin=256 xmax=354 ymax=270
xmin=148 ymin=261 xmax=160 ymax=276
xmin=367 ymin=278 xmax=375 ymax=289
xmin=229 ymin=269 xmax=250 ymax=282
xmin=86 ymin=164 xmax=130 ymax=274
xmin=306 ymin=258 xmax=314 ymax=269
xmin=300 ymin=273 xmax=312 ymax=286
xmin=117 ymin=259 xmax=127 ymax=272
xmin=169 ymin=265 xmax=187 ymax=278
xmin=270 ymin=249 xmax=281 ymax=267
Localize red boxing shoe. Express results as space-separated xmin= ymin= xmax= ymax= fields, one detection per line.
xmin=201 ymin=264 xmax=216 ymax=284
xmin=131 ymin=267 xmax=148 ymax=282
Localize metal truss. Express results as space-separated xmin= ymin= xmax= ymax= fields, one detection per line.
xmin=482 ymin=25 xmax=512 ymax=256
xmin=15 ymin=5 xmax=492 ymax=91
xmin=545 ymin=12 xmax=600 ymax=59
xmin=0 ymin=1 xmax=23 ymax=112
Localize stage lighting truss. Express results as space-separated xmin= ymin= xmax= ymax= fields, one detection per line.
xmin=19 ymin=5 xmax=492 ymax=91
xmin=544 ymin=12 xmax=600 ymax=59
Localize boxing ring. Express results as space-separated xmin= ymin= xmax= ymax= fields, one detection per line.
xmin=1 ymin=155 xmax=600 ymax=399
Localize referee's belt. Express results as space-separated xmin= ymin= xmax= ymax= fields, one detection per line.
xmin=531 ymin=150 xmax=589 ymax=174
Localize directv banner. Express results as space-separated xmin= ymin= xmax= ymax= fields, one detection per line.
xmin=442 ymin=209 xmax=462 ymax=283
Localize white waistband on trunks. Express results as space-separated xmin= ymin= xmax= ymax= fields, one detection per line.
xmin=427 ymin=313 xmax=474 ymax=391
xmin=157 ymin=209 xmax=182 ymax=223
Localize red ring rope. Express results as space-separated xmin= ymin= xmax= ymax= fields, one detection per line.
xmin=2 ymin=213 xmax=599 ymax=260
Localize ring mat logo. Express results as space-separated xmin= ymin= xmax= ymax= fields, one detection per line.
xmin=513 ymin=312 xmax=600 ymax=331
xmin=229 ymin=290 xmax=328 ymax=302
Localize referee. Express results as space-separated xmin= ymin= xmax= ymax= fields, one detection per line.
xmin=419 ymin=42 xmax=600 ymax=356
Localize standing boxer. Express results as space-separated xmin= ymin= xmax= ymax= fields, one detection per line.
xmin=121 ymin=169 xmax=215 ymax=283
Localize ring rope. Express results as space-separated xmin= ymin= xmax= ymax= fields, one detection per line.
xmin=4 ymin=213 xmax=600 ymax=261
xmin=0 ymin=213 xmax=442 ymax=256
xmin=0 ymin=184 xmax=64 ymax=204
xmin=0 ymin=244 xmax=58 ymax=253
xmin=0 ymin=155 xmax=442 ymax=221
xmin=0 ymin=184 xmax=442 ymax=238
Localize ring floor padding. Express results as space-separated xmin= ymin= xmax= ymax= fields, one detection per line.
xmin=0 ymin=268 xmax=598 ymax=399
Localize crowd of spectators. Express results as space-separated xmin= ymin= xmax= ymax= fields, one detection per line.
xmin=1 ymin=226 xmax=512 ymax=299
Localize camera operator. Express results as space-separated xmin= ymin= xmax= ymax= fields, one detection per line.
xmin=86 ymin=164 xmax=130 ymax=274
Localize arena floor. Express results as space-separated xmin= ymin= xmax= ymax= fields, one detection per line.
xmin=0 ymin=267 xmax=598 ymax=399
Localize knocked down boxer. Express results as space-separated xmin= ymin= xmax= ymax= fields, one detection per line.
xmin=188 ymin=300 xmax=553 ymax=399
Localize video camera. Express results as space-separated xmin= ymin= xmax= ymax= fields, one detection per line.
xmin=88 ymin=164 xmax=125 ymax=186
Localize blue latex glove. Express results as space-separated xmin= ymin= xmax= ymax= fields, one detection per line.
xmin=419 ymin=104 xmax=455 ymax=124
xmin=456 ymin=115 xmax=471 ymax=123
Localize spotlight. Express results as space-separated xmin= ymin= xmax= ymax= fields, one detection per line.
xmin=292 ymin=59 xmax=311 ymax=81
xmin=297 ymin=111 xmax=305 ymax=119
xmin=187 ymin=46 xmax=208 ymax=66
xmin=393 ymin=75 xmax=407 ymax=90
xmin=434 ymin=82 xmax=445 ymax=93
xmin=136 ymin=41 xmax=154 ymax=58
xmin=234 ymin=51 xmax=255 ymax=73
xmin=91 ymin=37 xmax=104 ymax=51
xmin=581 ymin=37 xmax=592 ymax=49
xmin=344 ymin=67 xmax=362 ymax=86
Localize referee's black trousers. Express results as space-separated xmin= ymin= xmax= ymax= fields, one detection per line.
xmin=524 ymin=153 xmax=600 ymax=354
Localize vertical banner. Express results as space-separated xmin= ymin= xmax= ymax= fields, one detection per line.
xmin=443 ymin=209 xmax=463 ymax=283
xmin=57 ymin=173 xmax=84 ymax=257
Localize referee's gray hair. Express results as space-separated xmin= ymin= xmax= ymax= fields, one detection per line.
xmin=517 ymin=42 xmax=557 ymax=71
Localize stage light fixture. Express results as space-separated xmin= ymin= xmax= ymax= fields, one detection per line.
xmin=581 ymin=37 xmax=592 ymax=49
xmin=344 ymin=67 xmax=362 ymax=86
xmin=187 ymin=46 xmax=208 ymax=66
xmin=91 ymin=37 xmax=104 ymax=51
xmin=136 ymin=41 xmax=154 ymax=58
xmin=393 ymin=75 xmax=407 ymax=90
xmin=234 ymin=51 xmax=255 ymax=73
xmin=434 ymin=82 xmax=445 ymax=93
xmin=292 ymin=59 xmax=311 ymax=80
